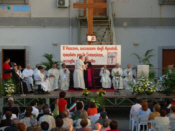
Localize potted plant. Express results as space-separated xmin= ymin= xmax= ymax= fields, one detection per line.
xmin=132 ymin=76 xmax=156 ymax=95
xmin=96 ymin=89 xmax=106 ymax=97
xmin=162 ymin=69 xmax=175 ymax=96
xmin=41 ymin=53 xmax=61 ymax=70
xmin=4 ymin=79 xmax=15 ymax=97
xmin=131 ymin=49 xmax=156 ymax=81
xmin=81 ymin=88 xmax=91 ymax=97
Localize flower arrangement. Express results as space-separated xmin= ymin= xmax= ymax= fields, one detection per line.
xmin=132 ymin=77 xmax=156 ymax=95
xmin=4 ymin=79 xmax=15 ymax=96
xmin=96 ymin=89 xmax=106 ymax=96
xmin=81 ymin=88 xmax=91 ymax=96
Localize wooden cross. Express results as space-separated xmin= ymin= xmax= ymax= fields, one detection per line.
xmin=73 ymin=0 xmax=108 ymax=45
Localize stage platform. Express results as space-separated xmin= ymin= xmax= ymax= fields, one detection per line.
xmin=0 ymin=90 xmax=175 ymax=114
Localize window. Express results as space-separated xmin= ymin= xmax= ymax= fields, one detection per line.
xmin=159 ymin=0 xmax=175 ymax=5
xmin=0 ymin=0 xmax=29 ymax=4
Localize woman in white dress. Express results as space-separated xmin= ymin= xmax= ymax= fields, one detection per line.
xmin=100 ymin=65 xmax=111 ymax=89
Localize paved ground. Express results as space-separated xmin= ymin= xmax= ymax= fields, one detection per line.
xmin=106 ymin=107 xmax=130 ymax=131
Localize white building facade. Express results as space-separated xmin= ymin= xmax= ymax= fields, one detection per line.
xmin=0 ymin=0 xmax=175 ymax=76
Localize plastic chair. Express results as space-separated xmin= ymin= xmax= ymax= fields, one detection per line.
xmin=148 ymin=120 xmax=155 ymax=131
xmin=129 ymin=113 xmax=132 ymax=130
xmin=0 ymin=126 xmax=8 ymax=131
xmin=137 ymin=115 xmax=149 ymax=131
xmin=170 ymin=119 xmax=175 ymax=130
xmin=154 ymin=125 xmax=170 ymax=131
xmin=130 ymin=112 xmax=138 ymax=131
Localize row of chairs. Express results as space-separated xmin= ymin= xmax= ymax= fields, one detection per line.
xmin=129 ymin=112 xmax=175 ymax=131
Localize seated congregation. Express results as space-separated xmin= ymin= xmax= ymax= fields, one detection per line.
xmin=0 ymin=92 xmax=120 ymax=131
xmin=130 ymin=99 xmax=175 ymax=131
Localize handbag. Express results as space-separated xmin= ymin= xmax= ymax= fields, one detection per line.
xmin=53 ymin=99 xmax=59 ymax=118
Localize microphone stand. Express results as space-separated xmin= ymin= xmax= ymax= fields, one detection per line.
xmin=115 ymin=75 xmax=121 ymax=95
xmin=15 ymin=77 xmax=21 ymax=96
xmin=20 ymin=81 xmax=26 ymax=97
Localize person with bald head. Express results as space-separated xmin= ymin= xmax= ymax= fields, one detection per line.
xmin=62 ymin=110 xmax=73 ymax=129
xmin=47 ymin=63 xmax=59 ymax=91
xmin=93 ymin=123 xmax=101 ymax=131
xmin=34 ymin=66 xmax=50 ymax=93
xmin=22 ymin=64 xmax=34 ymax=93
xmin=123 ymin=64 xmax=136 ymax=90
xmin=100 ymin=65 xmax=111 ymax=89
xmin=84 ymin=56 xmax=93 ymax=89
xmin=111 ymin=63 xmax=123 ymax=89
xmin=74 ymin=55 xmax=88 ymax=90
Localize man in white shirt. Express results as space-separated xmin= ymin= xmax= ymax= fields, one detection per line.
xmin=59 ymin=63 xmax=70 ymax=91
xmin=34 ymin=66 xmax=50 ymax=93
xmin=22 ymin=64 xmax=34 ymax=93
xmin=31 ymin=101 xmax=39 ymax=118
xmin=2 ymin=111 xmax=17 ymax=120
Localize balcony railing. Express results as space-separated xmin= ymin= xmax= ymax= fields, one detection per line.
xmin=0 ymin=0 xmax=29 ymax=4
xmin=159 ymin=0 xmax=175 ymax=5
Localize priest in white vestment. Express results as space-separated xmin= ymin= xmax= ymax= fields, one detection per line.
xmin=100 ymin=65 xmax=111 ymax=89
xmin=17 ymin=65 xmax=23 ymax=79
xmin=34 ymin=64 xmax=42 ymax=74
xmin=59 ymin=63 xmax=70 ymax=91
xmin=34 ymin=66 xmax=50 ymax=92
xmin=111 ymin=63 xmax=123 ymax=89
xmin=74 ymin=55 xmax=88 ymax=90
xmin=123 ymin=64 xmax=136 ymax=90
xmin=22 ymin=64 xmax=34 ymax=92
xmin=47 ymin=63 xmax=59 ymax=91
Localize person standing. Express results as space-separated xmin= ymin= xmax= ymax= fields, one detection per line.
xmin=84 ymin=57 xmax=93 ymax=89
xmin=3 ymin=57 xmax=13 ymax=81
xmin=55 ymin=91 xmax=67 ymax=118
xmin=74 ymin=55 xmax=88 ymax=90
xmin=59 ymin=63 xmax=70 ymax=91
xmin=47 ymin=63 xmax=59 ymax=91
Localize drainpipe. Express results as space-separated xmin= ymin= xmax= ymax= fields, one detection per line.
xmin=69 ymin=0 xmax=72 ymax=45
